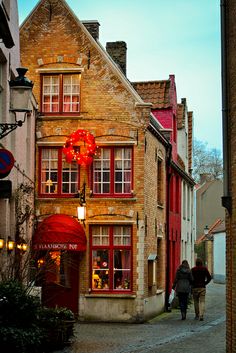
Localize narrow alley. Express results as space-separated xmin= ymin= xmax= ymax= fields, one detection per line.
xmin=56 ymin=282 xmax=225 ymax=353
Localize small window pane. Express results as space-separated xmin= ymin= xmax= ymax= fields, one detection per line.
xmin=114 ymin=250 xmax=131 ymax=290
xmin=92 ymin=250 xmax=109 ymax=290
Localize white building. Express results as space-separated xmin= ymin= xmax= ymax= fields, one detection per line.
xmin=0 ymin=0 xmax=37 ymax=281
xmin=177 ymin=98 xmax=195 ymax=267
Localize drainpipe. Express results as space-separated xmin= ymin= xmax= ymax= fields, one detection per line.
xmin=221 ymin=0 xmax=232 ymax=214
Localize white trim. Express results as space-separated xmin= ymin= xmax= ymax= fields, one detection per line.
xmin=87 ymin=220 xmax=136 ymax=224
xmin=36 ymin=68 xmax=84 ymax=73
xmin=37 ymin=141 xmax=65 ymax=146
xmin=96 ymin=140 xmax=136 ymax=146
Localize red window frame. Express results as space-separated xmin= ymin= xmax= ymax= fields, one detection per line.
xmin=90 ymin=225 xmax=133 ymax=293
xmin=38 ymin=146 xmax=79 ymax=198
xmin=40 ymin=73 xmax=81 ymax=115
xmin=92 ymin=146 xmax=133 ymax=198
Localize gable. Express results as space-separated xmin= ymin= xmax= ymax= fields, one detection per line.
xmin=20 ymin=0 xmax=146 ymax=111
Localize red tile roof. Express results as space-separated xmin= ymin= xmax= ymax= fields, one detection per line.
xmin=177 ymin=103 xmax=185 ymax=129
xmin=132 ymin=80 xmax=171 ymax=109
xmin=195 ymin=218 xmax=223 ymax=244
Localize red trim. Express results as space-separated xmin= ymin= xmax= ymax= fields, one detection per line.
xmin=40 ymin=73 xmax=81 ymax=115
xmin=38 ymin=146 xmax=80 ymax=198
xmin=91 ymin=146 xmax=134 ymax=198
xmin=90 ymin=224 xmax=133 ymax=293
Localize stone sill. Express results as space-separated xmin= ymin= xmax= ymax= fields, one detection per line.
xmin=85 ymin=294 xmax=136 ymax=299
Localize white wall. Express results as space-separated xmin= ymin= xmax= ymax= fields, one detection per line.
xmin=213 ymin=232 xmax=226 ymax=283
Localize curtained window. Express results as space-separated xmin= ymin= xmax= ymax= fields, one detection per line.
xmin=92 ymin=147 xmax=133 ymax=197
xmin=91 ymin=225 xmax=132 ymax=292
xmin=42 ymin=74 xmax=80 ymax=114
xmin=39 ymin=147 xmax=79 ymax=197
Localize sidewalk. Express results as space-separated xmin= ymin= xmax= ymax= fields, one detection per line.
xmin=54 ymin=282 xmax=226 ymax=353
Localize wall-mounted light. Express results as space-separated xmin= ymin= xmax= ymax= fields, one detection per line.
xmin=0 ymin=238 xmax=4 ymax=250
xmin=16 ymin=238 xmax=28 ymax=253
xmin=7 ymin=237 xmax=15 ymax=253
xmin=77 ymin=206 xmax=86 ymax=222
xmin=77 ymin=182 xmax=86 ymax=224
xmin=0 ymin=67 xmax=33 ymax=139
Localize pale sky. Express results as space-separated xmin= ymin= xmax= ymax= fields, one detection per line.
xmin=18 ymin=0 xmax=222 ymax=151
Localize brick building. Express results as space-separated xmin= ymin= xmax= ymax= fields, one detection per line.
xmin=133 ymin=78 xmax=195 ymax=294
xmin=221 ymin=0 xmax=236 ymax=351
xmin=20 ymin=0 xmax=170 ymax=322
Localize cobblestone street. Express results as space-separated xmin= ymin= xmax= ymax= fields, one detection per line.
xmin=54 ymin=282 xmax=225 ymax=353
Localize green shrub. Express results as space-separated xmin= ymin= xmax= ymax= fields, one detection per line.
xmin=0 ymin=280 xmax=75 ymax=352
xmin=38 ymin=307 xmax=75 ymax=350
xmin=0 ymin=280 xmax=40 ymax=327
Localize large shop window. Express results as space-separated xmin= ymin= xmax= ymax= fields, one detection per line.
xmin=91 ymin=225 xmax=132 ymax=291
xmin=92 ymin=147 xmax=133 ymax=197
xmin=39 ymin=147 xmax=79 ymax=197
xmin=41 ymin=73 xmax=80 ymax=114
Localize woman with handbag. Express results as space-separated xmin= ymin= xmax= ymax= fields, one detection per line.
xmin=172 ymin=260 xmax=193 ymax=320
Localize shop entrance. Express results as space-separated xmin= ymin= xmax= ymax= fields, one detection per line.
xmin=38 ymin=251 xmax=80 ymax=314
xmin=33 ymin=214 xmax=87 ymax=314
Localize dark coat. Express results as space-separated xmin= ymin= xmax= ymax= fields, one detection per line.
xmin=172 ymin=265 xmax=193 ymax=294
xmin=191 ymin=265 xmax=212 ymax=288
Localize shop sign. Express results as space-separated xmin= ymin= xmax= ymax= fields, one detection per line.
xmin=34 ymin=243 xmax=80 ymax=251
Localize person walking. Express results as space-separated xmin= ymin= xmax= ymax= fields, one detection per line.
xmin=172 ymin=260 xmax=193 ymax=320
xmin=191 ymin=258 xmax=212 ymax=321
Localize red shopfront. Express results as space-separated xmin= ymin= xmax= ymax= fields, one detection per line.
xmin=33 ymin=214 xmax=86 ymax=314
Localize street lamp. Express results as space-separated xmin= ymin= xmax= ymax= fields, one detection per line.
xmin=0 ymin=67 xmax=34 ymax=139
xmin=204 ymin=225 xmax=209 ymax=236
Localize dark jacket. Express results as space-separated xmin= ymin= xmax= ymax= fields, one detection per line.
xmin=172 ymin=265 xmax=193 ymax=294
xmin=191 ymin=265 xmax=212 ymax=288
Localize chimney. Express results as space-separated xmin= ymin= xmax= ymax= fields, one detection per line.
xmin=200 ymin=173 xmax=213 ymax=184
xmin=106 ymin=41 xmax=127 ymax=76
xmin=82 ymin=20 xmax=100 ymax=40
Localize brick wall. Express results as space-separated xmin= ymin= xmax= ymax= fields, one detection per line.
xmin=20 ymin=0 xmax=167 ymax=320
xmin=222 ymin=0 xmax=236 ymax=351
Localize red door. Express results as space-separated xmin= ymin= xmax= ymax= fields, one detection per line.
xmin=41 ymin=251 xmax=80 ymax=314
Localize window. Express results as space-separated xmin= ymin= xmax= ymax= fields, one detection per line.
xmin=183 ymin=181 xmax=186 ymax=219
xmin=41 ymin=73 xmax=80 ymax=114
xmin=93 ymin=147 xmax=133 ymax=196
xmin=91 ymin=225 xmax=132 ymax=291
xmin=157 ymin=157 xmax=163 ymax=206
xmin=39 ymin=147 xmax=79 ymax=197
xmin=175 ymin=176 xmax=180 ymax=213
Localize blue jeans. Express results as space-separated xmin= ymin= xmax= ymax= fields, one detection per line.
xmin=177 ymin=292 xmax=189 ymax=313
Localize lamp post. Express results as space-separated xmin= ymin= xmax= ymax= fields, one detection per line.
xmin=0 ymin=67 xmax=33 ymax=139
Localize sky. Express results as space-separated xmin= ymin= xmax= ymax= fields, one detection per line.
xmin=18 ymin=0 xmax=222 ymax=151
